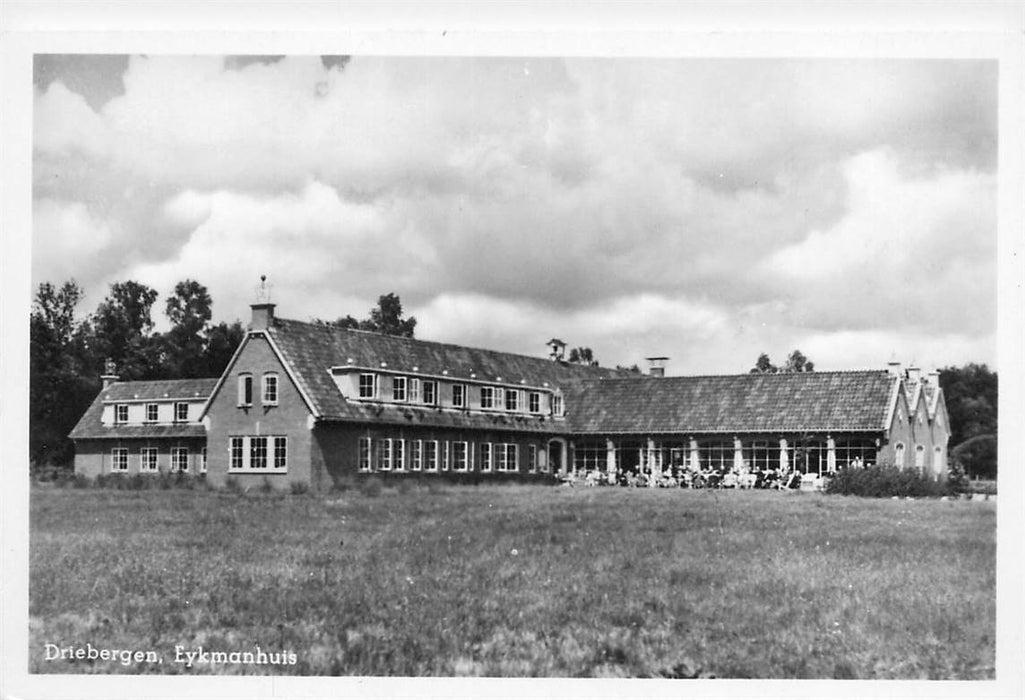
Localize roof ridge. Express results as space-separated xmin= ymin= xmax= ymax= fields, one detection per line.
xmin=275 ymin=316 xmax=624 ymax=375
xmin=577 ymin=369 xmax=889 ymax=383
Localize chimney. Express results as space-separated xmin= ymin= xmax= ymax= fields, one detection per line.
xmin=887 ymin=360 xmax=903 ymax=378
xmin=906 ymin=365 xmax=921 ymax=384
xmin=927 ymin=369 xmax=940 ymax=386
xmin=645 ymin=357 xmax=669 ymax=377
xmin=249 ymin=274 xmax=276 ymax=331
xmin=101 ymin=358 xmax=119 ymax=390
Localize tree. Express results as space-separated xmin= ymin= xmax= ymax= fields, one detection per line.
xmin=750 ymin=350 xmax=814 ymax=374
xmin=750 ymin=353 xmax=777 ymax=374
xmin=568 ymin=347 xmax=596 ymax=365
xmin=159 ymin=280 xmax=213 ymax=378
xmin=317 ymin=293 xmax=417 ymax=337
xmin=91 ymin=281 xmax=160 ymax=379
xmin=30 ymin=280 xmax=98 ymax=466
xmin=201 ymin=320 xmax=246 ymax=377
xmin=938 ymin=363 xmax=997 ymax=478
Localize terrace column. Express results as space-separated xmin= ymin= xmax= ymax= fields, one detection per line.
xmin=647 ymin=437 xmax=659 ymax=486
xmin=779 ymin=438 xmax=789 ymax=472
xmin=826 ymin=435 xmax=837 ymax=474
xmin=689 ymin=438 xmax=700 ymax=471
xmin=733 ymin=436 xmax=744 ymax=471
xmin=606 ymin=439 xmax=617 ymax=480
xmin=569 ymin=440 xmax=577 ymax=477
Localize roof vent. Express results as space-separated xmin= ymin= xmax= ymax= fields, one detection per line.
xmin=249 ymin=275 xmax=276 ymax=331
xmin=546 ymin=338 xmax=566 ymax=361
xmin=645 ymin=357 xmax=669 ymax=377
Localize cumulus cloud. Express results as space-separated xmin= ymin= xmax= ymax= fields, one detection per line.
xmin=32 ymin=55 xmax=998 ymax=372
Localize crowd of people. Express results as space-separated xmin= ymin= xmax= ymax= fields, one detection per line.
xmin=563 ymin=464 xmax=821 ymax=490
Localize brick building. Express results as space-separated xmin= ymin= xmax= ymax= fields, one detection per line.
xmin=70 ymin=298 xmax=950 ymax=489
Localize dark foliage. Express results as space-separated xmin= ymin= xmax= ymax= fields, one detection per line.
xmin=825 ymin=464 xmax=956 ymax=498
xmin=951 ymin=435 xmax=997 ymax=481
xmin=938 ymin=364 xmax=997 ymax=478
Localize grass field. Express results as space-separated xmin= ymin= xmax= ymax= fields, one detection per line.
xmin=29 ymin=483 xmax=996 ymax=678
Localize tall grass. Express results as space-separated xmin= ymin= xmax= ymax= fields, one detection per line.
xmin=29 ymin=486 xmax=995 ymax=678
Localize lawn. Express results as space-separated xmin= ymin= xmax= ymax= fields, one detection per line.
xmin=29 ymin=482 xmax=996 ymax=678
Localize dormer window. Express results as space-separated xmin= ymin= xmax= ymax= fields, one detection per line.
xmin=262 ymin=372 xmax=279 ymax=406
xmin=529 ymin=392 xmax=541 ymax=414
xmin=114 ymin=404 xmax=129 ymax=424
xmin=552 ymin=394 xmax=564 ymax=417
xmin=393 ymin=376 xmax=407 ymax=402
xmin=409 ymin=378 xmax=421 ymax=403
xmin=452 ymin=384 xmax=466 ymax=408
xmin=423 ymin=380 xmax=438 ymax=406
xmin=145 ymin=403 xmax=158 ymax=422
xmin=480 ymin=386 xmax=495 ymax=409
xmin=505 ymin=389 xmax=520 ymax=411
xmin=358 ymin=373 xmax=378 ymax=399
xmin=174 ymin=402 xmax=189 ymax=422
xmin=238 ymin=374 xmax=253 ymax=407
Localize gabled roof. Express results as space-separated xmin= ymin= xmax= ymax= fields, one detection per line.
xmin=69 ymin=378 xmax=217 ymax=440
xmin=565 ymin=370 xmax=897 ymax=435
xmin=263 ymin=317 xmax=631 ymax=422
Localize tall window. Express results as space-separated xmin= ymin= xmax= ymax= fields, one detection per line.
xmin=174 ymin=402 xmax=189 ymax=422
xmin=393 ymin=439 xmax=406 ymax=471
xmin=377 ymin=438 xmax=393 ymax=471
xmin=393 ymin=377 xmax=407 ymax=402
xmin=411 ymin=440 xmax=423 ymax=471
xmin=551 ymin=394 xmax=564 ymax=417
xmin=505 ymin=444 xmax=518 ymax=472
xmin=114 ymin=404 xmax=129 ymax=424
xmin=894 ymin=442 xmax=906 ymax=468
xmin=250 ymin=437 xmax=268 ymax=470
xmin=145 ymin=403 xmax=159 ymax=422
xmin=480 ymin=443 xmax=493 ymax=472
xmin=505 ymin=390 xmax=520 ymax=411
xmin=273 ymin=437 xmax=288 ymax=469
xmin=915 ymin=444 xmax=925 ymax=470
xmin=423 ymin=380 xmax=438 ymax=406
xmin=480 ymin=386 xmax=495 ymax=409
xmin=528 ymin=444 xmax=537 ymax=473
xmin=171 ymin=447 xmax=189 ymax=472
xmin=140 ymin=447 xmax=158 ymax=472
xmin=441 ymin=441 xmax=450 ymax=471
xmin=262 ymin=373 xmax=279 ymax=405
xmin=496 ymin=443 xmax=508 ymax=472
xmin=452 ymin=384 xmax=466 ymax=408
xmin=359 ymin=373 xmax=377 ymax=399
xmin=200 ymin=447 xmax=207 ymax=473
xmin=111 ymin=448 xmax=128 ymax=472
xmin=409 ymin=378 xmax=421 ymax=403
xmin=425 ymin=440 xmax=438 ymax=472
xmin=238 ymin=374 xmax=253 ymax=406
xmin=529 ymin=392 xmax=541 ymax=414
xmin=452 ymin=442 xmax=469 ymax=472
xmin=358 ymin=437 xmax=372 ymax=472
xmin=230 ymin=437 xmax=245 ymax=471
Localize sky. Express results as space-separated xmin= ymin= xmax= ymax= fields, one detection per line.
xmin=31 ymin=54 xmax=998 ymax=375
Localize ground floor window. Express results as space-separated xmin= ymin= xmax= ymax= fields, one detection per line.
xmin=140 ymin=447 xmax=158 ymax=472
xmin=359 ymin=437 xmax=372 ymax=472
xmin=573 ymin=441 xmax=606 ymax=472
xmin=528 ymin=444 xmax=538 ymax=473
xmin=111 ymin=447 xmax=128 ymax=472
xmin=425 ymin=441 xmax=438 ymax=472
xmin=452 ymin=441 xmax=469 ymax=472
xmin=393 ymin=439 xmax=406 ymax=471
xmin=411 ymin=440 xmax=423 ymax=471
xmin=480 ymin=443 xmax=493 ymax=472
xmin=228 ymin=435 xmax=288 ymax=473
xmin=171 ymin=447 xmax=189 ymax=472
xmin=700 ymin=439 xmax=734 ymax=471
xmin=497 ymin=443 xmax=518 ymax=472
xmin=834 ymin=437 xmax=877 ymax=468
xmin=200 ymin=447 xmax=208 ymax=473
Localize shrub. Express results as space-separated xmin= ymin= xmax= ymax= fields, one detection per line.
xmin=71 ymin=473 xmax=91 ymax=489
xmin=359 ymin=475 xmax=383 ymax=498
xmin=290 ymin=481 xmax=310 ymax=496
xmin=825 ymin=464 xmax=949 ymax=498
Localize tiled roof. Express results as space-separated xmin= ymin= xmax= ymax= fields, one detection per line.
xmin=565 ymin=370 xmax=897 ymax=435
xmin=266 ymin=317 xmax=630 ymax=422
xmin=69 ymin=378 xmax=217 ymax=440
xmin=102 ymin=378 xmax=218 ymax=402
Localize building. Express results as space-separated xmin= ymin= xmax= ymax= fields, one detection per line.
xmin=70 ymin=298 xmax=951 ymax=489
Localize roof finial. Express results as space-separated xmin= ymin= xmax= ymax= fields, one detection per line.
xmin=255 ymin=274 xmax=273 ymax=303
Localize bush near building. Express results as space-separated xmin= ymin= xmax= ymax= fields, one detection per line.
xmin=824 ymin=464 xmax=960 ymax=498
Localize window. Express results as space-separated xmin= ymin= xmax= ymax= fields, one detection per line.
xmin=111 ymin=448 xmax=128 ymax=472
xmin=238 ymin=374 xmax=253 ymax=406
xmin=894 ymin=442 xmax=906 ymax=468
xmin=552 ymin=394 xmax=564 ymax=417
xmin=358 ymin=437 xmax=372 ymax=472
xmin=250 ymin=437 xmax=268 ymax=470
xmin=425 ymin=440 xmax=438 ymax=472
xmin=174 ymin=402 xmax=189 ymax=422
xmin=915 ymin=444 xmax=925 ymax=470
xmin=529 ymin=392 xmax=541 ymax=414
xmin=528 ymin=444 xmax=537 ymax=473
xmin=145 ymin=403 xmax=158 ymax=422
xmin=228 ymin=436 xmax=288 ymax=473
xmin=114 ymin=404 xmax=129 ymax=424
xmin=441 ymin=441 xmax=450 ymax=471
xmin=140 ymin=447 xmax=158 ymax=472
xmin=494 ymin=387 xmax=505 ymax=409
xmin=273 ymin=437 xmax=287 ymax=469
xmin=411 ymin=440 xmax=423 ymax=471
xmin=172 ymin=447 xmax=189 ymax=472
xmin=393 ymin=376 xmax=407 ymax=402
xmin=409 ymin=378 xmax=421 ymax=403
xmin=480 ymin=443 xmax=493 ymax=472
xmin=423 ymin=380 xmax=438 ymax=406
xmin=480 ymin=386 xmax=495 ymax=409
xmin=230 ymin=437 xmax=245 ymax=471
xmin=262 ymin=373 xmax=279 ymax=405
xmin=200 ymin=447 xmax=207 ymax=473
xmin=393 ymin=439 xmax=406 ymax=471
xmin=359 ymin=373 xmax=377 ymax=399
xmin=377 ymin=438 xmax=393 ymax=471
xmin=498 ymin=443 xmax=518 ymax=472
xmin=452 ymin=384 xmax=466 ymax=408
xmin=505 ymin=390 xmax=520 ymax=411
xmin=496 ymin=443 xmax=508 ymax=472
xmin=452 ymin=442 xmax=469 ymax=472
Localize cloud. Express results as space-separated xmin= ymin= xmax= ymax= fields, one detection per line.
xmin=33 ymin=198 xmax=117 ymax=289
